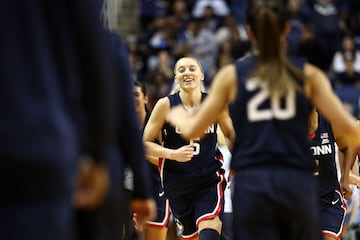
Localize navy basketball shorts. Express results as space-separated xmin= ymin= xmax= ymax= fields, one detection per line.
xmin=168 ymin=171 xmax=225 ymax=239
xmin=146 ymin=160 xmax=171 ymax=228
xmin=146 ymin=188 xmax=171 ymax=228
xmin=232 ymin=168 xmax=322 ymax=240
xmin=321 ymin=190 xmax=346 ymax=239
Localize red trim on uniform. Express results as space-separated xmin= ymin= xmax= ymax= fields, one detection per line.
xmin=321 ymin=190 xmax=346 ymax=239
xmin=196 ymin=171 xmax=225 ymax=227
xmin=215 ymin=149 xmax=224 ymax=163
xmin=308 ymin=133 xmax=315 ymax=139
xmin=181 ymin=232 xmax=198 ymax=240
xmin=146 ymin=199 xmax=171 ymax=228
xmin=323 ymin=231 xmax=341 ymax=240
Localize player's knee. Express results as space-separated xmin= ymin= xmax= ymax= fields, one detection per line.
xmin=198 ymin=216 xmax=222 ymax=233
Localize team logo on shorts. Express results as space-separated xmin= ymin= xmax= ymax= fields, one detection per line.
xmin=174 ymin=217 xmax=184 ymax=236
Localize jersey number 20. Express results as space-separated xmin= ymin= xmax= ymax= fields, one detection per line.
xmin=246 ymin=77 xmax=295 ymax=122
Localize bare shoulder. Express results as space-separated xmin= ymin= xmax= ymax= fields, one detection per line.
xmin=144 ymin=96 xmax=170 ymax=138
xmin=152 ymin=96 xmax=171 ymax=113
xmin=148 ymin=96 xmax=171 ymax=123
xmin=211 ymin=64 xmax=237 ymax=103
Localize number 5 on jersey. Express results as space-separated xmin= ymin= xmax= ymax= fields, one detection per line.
xmin=190 ymin=138 xmax=200 ymax=155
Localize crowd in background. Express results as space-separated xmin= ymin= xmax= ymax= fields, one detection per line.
xmin=124 ymin=0 xmax=360 ymax=117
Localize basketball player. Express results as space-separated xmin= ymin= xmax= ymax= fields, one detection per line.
xmin=308 ymin=108 xmax=356 ymax=240
xmin=143 ymin=57 xmax=235 ymax=240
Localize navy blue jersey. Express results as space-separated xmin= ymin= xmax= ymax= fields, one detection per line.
xmin=230 ymin=55 xmax=314 ymax=171
xmin=309 ymin=114 xmax=340 ymax=196
xmin=161 ymin=92 xmax=222 ymax=197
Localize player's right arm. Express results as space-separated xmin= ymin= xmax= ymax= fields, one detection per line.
xmin=143 ymin=97 xmax=194 ymax=162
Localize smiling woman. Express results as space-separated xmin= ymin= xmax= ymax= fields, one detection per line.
xmin=143 ymin=57 xmax=235 ymax=240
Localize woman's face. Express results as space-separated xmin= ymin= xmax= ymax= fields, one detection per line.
xmin=133 ymin=85 xmax=147 ymax=112
xmin=174 ymin=58 xmax=204 ymax=91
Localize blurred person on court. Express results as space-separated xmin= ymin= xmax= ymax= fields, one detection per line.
xmin=77 ymin=31 xmax=156 ymax=240
xmin=167 ymin=0 xmax=360 ymax=239
xmin=0 ymin=0 xmax=113 ymax=239
xmin=0 ymin=1 xmax=155 ymax=240
xmin=76 ymin=1 xmax=157 ymax=240
xmin=143 ymin=57 xmax=235 ymax=240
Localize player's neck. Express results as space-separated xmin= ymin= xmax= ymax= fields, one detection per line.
xmin=179 ymin=90 xmax=201 ymax=107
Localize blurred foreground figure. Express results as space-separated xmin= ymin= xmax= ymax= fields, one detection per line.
xmin=0 ymin=1 xmax=154 ymax=240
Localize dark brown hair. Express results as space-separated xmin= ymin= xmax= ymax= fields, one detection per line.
xmin=246 ymin=0 xmax=303 ymax=96
xmin=133 ymin=80 xmax=147 ymax=97
xmin=133 ymin=80 xmax=149 ymax=112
